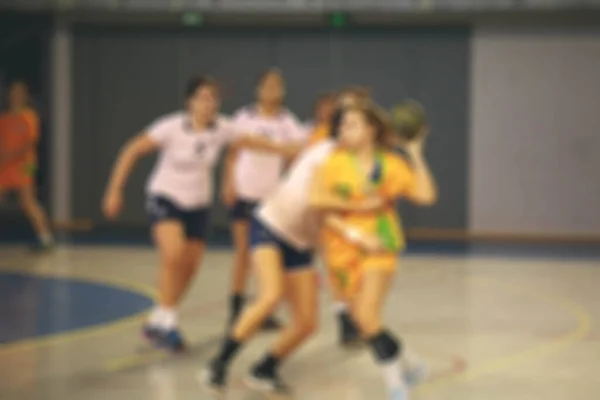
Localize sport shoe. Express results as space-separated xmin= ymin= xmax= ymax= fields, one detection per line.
xmin=142 ymin=324 xmax=160 ymax=343
xmin=389 ymin=387 xmax=410 ymax=400
xmin=402 ymin=353 xmax=428 ymax=386
xmin=154 ymin=329 xmax=187 ymax=352
xmin=199 ymin=360 xmax=227 ymax=397
xmin=244 ymin=363 xmax=293 ymax=396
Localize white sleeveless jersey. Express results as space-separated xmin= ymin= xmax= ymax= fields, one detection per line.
xmin=145 ymin=112 xmax=234 ymax=209
xmin=256 ymin=140 xmax=336 ymax=250
xmin=232 ymin=105 xmax=307 ymax=201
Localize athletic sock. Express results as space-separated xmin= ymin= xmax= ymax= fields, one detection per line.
xmin=332 ymin=302 xmax=360 ymax=339
xmin=230 ymin=294 xmax=245 ymax=323
xmin=367 ymin=330 xmax=407 ymax=393
xmin=339 ymin=311 xmax=357 ymax=330
xmin=148 ymin=306 xmax=165 ymax=327
xmin=159 ymin=308 xmax=178 ymax=330
xmin=216 ymin=336 xmax=243 ymax=365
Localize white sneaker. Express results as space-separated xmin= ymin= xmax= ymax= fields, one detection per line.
xmin=402 ymin=353 xmax=428 ymax=387
xmin=389 ymin=387 xmax=410 ymax=400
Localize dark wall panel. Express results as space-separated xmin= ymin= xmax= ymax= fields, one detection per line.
xmin=71 ymin=27 xmax=469 ymax=231
xmin=180 ymin=31 xmax=274 ymax=113
xmin=272 ymin=32 xmax=336 ymax=119
xmin=72 ymin=32 xmax=180 ymax=223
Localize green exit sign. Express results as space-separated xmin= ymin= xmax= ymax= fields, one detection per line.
xmin=181 ymin=12 xmax=204 ymax=26
xmin=329 ymin=12 xmax=348 ymax=28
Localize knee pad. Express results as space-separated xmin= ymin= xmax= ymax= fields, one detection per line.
xmin=368 ymin=330 xmax=402 ymax=363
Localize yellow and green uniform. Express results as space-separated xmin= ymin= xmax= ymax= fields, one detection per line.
xmin=317 ymin=149 xmax=417 ymax=298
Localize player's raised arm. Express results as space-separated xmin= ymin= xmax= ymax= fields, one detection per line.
xmin=389 ymin=100 xmax=437 ymax=206
xmin=402 ymin=128 xmax=438 ymax=206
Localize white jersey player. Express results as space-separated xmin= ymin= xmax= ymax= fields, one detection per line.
xmin=222 ymin=68 xmax=307 ymax=328
xmin=102 ymin=76 xmax=234 ymax=351
xmin=254 ymin=140 xmax=336 ymax=251
xmin=202 ymin=139 xmax=337 ymax=396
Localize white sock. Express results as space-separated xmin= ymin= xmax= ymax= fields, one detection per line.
xmin=159 ymin=308 xmax=178 ymax=331
xmin=148 ymin=306 xmax=165 ymax=327
xmin=331 ymin=301 xmax=348 ymax=314
xmin=381 ymin=359 xmax=406 ymax=392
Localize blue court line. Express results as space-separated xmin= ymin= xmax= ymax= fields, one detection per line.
xmin=0 ymin=272 xmax=153 ymax=345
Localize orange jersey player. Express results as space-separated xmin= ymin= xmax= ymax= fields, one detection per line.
xmin=0 ymin=107 xmax=39 ymax=188
xmin=0 ymin=81 xmax=54 ymax=251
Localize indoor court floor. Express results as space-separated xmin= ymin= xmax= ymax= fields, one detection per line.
xmin=0 ymin=245 xmax=598 ymax=399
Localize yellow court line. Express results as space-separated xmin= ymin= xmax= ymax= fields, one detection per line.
xmin=416 ymin=277 xmax=593 ymax=396
xmin=104 ymin=348 xmax=170 ymax=372
xmin=0 ymin=267 xmax=157 ymax=356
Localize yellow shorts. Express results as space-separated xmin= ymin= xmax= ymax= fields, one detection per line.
xmin=327 ymin=252 xmax=398 ymax=300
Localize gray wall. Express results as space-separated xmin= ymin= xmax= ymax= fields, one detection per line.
xmin=71 ymin=27 xmax=470 ymax=230
xmin=469 ymin=27 xmax=600 ymax=235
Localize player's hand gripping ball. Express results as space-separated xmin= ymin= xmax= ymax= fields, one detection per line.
xmin=390 ymin=100 xmax=427 ymax=140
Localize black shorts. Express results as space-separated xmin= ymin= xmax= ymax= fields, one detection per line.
xmin=230 ymin=199 xmax=259 ymax=221
xmin=146 ymin=196 xmax=209 ymax=240
xmin=249 ymin=216 xmax=313 ymax=271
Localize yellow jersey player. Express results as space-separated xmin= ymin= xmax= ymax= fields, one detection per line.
xmin=313 ymin=103 xmax=437 ymax=400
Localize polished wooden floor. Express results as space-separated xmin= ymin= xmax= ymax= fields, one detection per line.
xmin=0 ymin=245 xmax=598 ymax=399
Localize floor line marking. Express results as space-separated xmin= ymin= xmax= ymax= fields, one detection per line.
xmin=0 ymin=259 xmax=593 ymax=398
xmin=415 ymin=277 xmax=593 ymax=396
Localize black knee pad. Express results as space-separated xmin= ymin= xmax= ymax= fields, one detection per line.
xmin=367 ymin=330 xmax=402 ymax=363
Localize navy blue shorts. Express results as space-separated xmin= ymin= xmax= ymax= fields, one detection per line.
xmin=146 ymin=196 xmax=209 ymax=240
xmin=230 ymin=199 xmax=259 ymax=221
xmin=249 ymin=216 xmax=313 ymax=271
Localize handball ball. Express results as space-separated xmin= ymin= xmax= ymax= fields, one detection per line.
xmin=390 ymin=100 xmax=427 ymax=140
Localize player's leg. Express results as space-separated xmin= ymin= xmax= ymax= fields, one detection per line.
xmin=229 ymin=200 xmax=281 ymax=330
xmin=200 ymin=219 xmax=285 ymax=394
xmin=246 ymin=252 xmax=317 ymax=394
xmin=152 ymin=236 xmax=204 ymax=352
xmin=16 ymin=181 xmax=54 ymax=250
xmin=350 ymin=259 xmax=417 ymax=400
xmin=173 ymin=240 xmax=204 ymax=304
xmin=172 ymin=207 xmax=209 ymax=303
xmin=229 ymin=201 xmax=251 ymax=324
xmin=144 ymin=197 xmax=188 ymax=351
